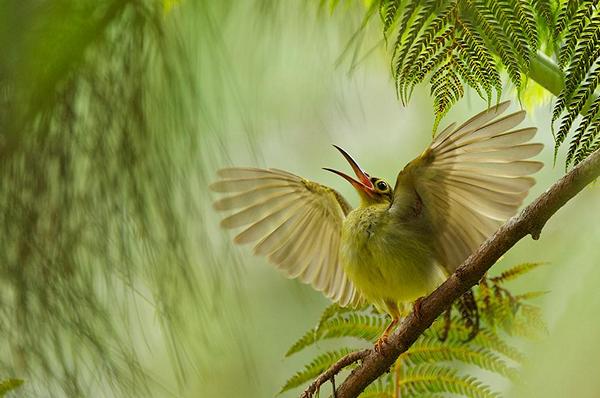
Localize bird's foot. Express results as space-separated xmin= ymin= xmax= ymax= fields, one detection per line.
xmin=374 ymin=334 xmax=388 ymax=354
xmin=413 ymin=296 xmax=426 ymax=320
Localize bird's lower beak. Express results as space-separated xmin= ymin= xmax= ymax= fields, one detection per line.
xmin=324 ymin=145 xmax=374 ymax=195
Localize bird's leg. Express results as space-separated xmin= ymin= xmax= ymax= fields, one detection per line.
xmin=375 ymin=317 xmax=399 ymax=354
xmin=413 ymin=296 xmax=426 ymax=320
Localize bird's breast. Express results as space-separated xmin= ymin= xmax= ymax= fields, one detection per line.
xmin=339 ymin=205 xmax=446 ymax=311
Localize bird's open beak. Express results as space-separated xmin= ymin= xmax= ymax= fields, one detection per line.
xmin=324 ymin=145 xmax=375 ymax=196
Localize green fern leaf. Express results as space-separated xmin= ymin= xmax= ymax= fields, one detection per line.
xmin=380 ymin=0 xmax=401 ymax=36
xmin=567 ymin=95 xmax=600 ymax=166
xmin=404 ymin=26 xmax=455 ymax=98
xmin=555 ymin=0 xmax=580 ymax=36
xmin=431 ymin=61 xmax=464 ymax=131
xmin=532 ymin=0 xmax=556 ymax=29
xmin=399 ymin=1 xmax=457 ymax=101
xmin=405 ymin=335 xmax=518 ymax=380
xmin=513 ymin=0 xmax=539 ymax=51
xmin=489 ymin=262 xmax=545 ymax=284
xmin=573 ymin=119 xmax=600 ymax=166
xmin=279 ymin=348 xmax=355 ymax=393
xmin=470 ymin=0 xmax=522 ymax=88
xmin=558 ymin=1 xmax=597 ymax=67
xmin=400 ymin=365 xmax=500 ymax=398
xmin=456 ymin=17 xmax=502 ymax=99
xmin=563 ymin=15 xmax=600 ymax=97
xmin=286 ymin=328 xmax=319 ymax=357
xmin=393 ymin=0 xmax=438 ymax=103
xmin=489 ymin=0 xmax=531 ymax=69
xmin=554 ymin=61 xmax=600 ymax=153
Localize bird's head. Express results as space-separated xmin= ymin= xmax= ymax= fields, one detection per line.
xmin=324 ymin=145 xmax=393 ymax=207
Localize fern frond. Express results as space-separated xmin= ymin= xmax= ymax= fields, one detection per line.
xmin=513 ymin=0 xmax=539 ymax=52
xmin=380 ymin=0 xmax=401 ymax=35
xmin=405 ymin=335 xmax=518 ymax=380
xmin=279 ymin=348 xmax=355 ymax=393
xmin=431 ymin=61 xmax=464 ymax=131
xmin=400 ymin=365 xmax=500 ymax=398
xmin=456 ymin=17 xmax=502 ymax=99
xmin=562 ymin=14 xmax=600 ymax=96
xmin=470 ymin=0 xmax=522 ymax=88
xmin=558 ymin=1 xmax=597 ymax=67
xmin=567 ymin=95 xmax=600 ymax=166
xmin=393 ymin=0 xmax=439 ymax=103
xmin=320 ymin=312 xmax=386 ymax=342
xmin=532 ymin=0 xmax=556 ymax=29
xmin=489 ymin=262 xmax=545 ymax=284
xmin=573 ymin=117 xmax=600 ymax=165
xmin=555 ymin=0 xmax=581 ymax=36
xmin=286 ymin=328 xmax=319 ymax=357
xmin=405 ymin=27 xmax=455 ymax=98
xmin=489 ymin=0 xmax=532 ymax=69
xmin=554 ymin=61 xmax=600 ymax=151
xmin=400 ymin=1 xmax=457 ymax=101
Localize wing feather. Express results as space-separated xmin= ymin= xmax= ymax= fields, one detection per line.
xmin=211 ymin=168 xmax=361 ymax=306
xmin=392 ymin=101 xmax=543 ymax=271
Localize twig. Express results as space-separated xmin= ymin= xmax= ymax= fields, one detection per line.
xmin=308 ymin=148 xmax=600 ymax=398
xmin=300 ymin=349 xmax=370 ymax=398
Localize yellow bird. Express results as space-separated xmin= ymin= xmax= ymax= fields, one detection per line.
xmin=210 ymin=101 xmax=543 ymax=349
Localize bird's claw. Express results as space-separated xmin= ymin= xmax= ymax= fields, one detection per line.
xmin=374 ymin=335 xmax=388 ymax=354
xmin=413 ymin=297 xmax=425 ymax=320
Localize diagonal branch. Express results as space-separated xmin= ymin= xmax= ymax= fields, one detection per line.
xmin=304 ymin=147 xmax=600 ymax=398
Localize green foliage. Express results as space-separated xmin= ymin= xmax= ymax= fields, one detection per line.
xmin=376 ymin=0 xmax=553 ymax=130
xmin=282 ymin=262 xmax=546 ymax=397
xmin=0 ymin=0 xmax=238 ymax=396
xmin=0 ymin=379 xmax=23 ymax=397
xmin=330 ymin=0 xmax=600 ymax=167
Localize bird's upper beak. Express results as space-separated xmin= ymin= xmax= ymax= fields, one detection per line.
xmin=324 ymin=145 xmax=375 ymax=197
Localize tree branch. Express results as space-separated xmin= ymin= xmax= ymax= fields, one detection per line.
xmin=300 ymin=349 xmax=370 ymax=398
xmin=304 ymin=147 xmax=600 ymax=398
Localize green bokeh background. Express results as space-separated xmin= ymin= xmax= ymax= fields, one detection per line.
xmin=2 ymin=1 xmax=600 ymax=397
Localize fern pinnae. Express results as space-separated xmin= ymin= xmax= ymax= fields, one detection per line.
xmin=532 ymin=0 xmax=556 ymax=29
xmin=431 ymin=62 xmax=464 ymax=130
xmin=566 ymin=91 xmax=600 ymax=166
xmin=456 ymin=17 xmax=502 ymax=99
xmin=399 ymin=1 xmax=457 ymax=98
xmin=390 ymin=1 xmax=420 ymax=75
xmin=558 ymin=1 xmax=597 ymax=67
xmin=555 ymin=60 xmax=600 ymax=149
xmin=393 ymin=0 xmax=438 ymax=103
xmin=563 ymin=15 xmax=600 ymax=95
xmin=489 ymin=262 xmax=545 ymax=284
xmin=407 ymin=36 xmax=455 ymax=100
xmin=555 ymin=0 xmax=582 ymax=36
xmin=490 ymin=0 xmax=532 ymax=69
xmin=470 ymin=0 xmax=522 ymax=88
xmin=513 ymin=0 xmax=539 ymax=52
xmin=279 ymin=348 xmax=355 ymax=393
xmin=405 ymin=335 xmax=518 ymax=380
xmin=574 ymin=118 xmax=600 ymax=165
xmin=399 ymin=365 xmax=500 ymax=398
xmin=379 ymin=0 xmax=401 ymax=36
xmin=452 ymin=50 xmax=487 ymax=100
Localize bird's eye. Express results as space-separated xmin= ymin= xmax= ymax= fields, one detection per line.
xmin=376 ymin=180 xmax=388 ymax=191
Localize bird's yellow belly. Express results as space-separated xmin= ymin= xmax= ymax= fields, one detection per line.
xmin=340 ymin=208 xmax=447 ymax=316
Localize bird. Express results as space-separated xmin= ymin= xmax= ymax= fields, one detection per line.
xmin=209 ymin=101 xmax=543 ymax=351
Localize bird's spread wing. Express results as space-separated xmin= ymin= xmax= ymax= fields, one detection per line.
xmin=391 ymin=101 xmax=543 ymax=272
xmin=210 ymin=167 xmax=362 ymax=307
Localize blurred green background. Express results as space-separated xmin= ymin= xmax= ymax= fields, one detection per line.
xmin=1 ymin=1 xmax=600 ymax=397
